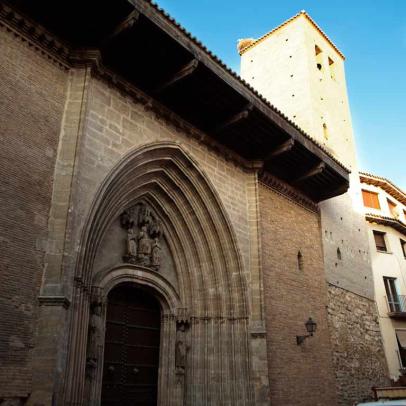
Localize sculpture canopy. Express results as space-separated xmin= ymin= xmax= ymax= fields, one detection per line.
xmin=6 ymin=0 xmax=350 ymax=201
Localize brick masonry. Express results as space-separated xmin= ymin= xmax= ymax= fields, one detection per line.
xmin=0 ymin=25 xmax=68 ymax=401
xmin=327 ymin=284 xmax=389 ymax=405
xmin=259 ymin=184 xmax=338 ymax=406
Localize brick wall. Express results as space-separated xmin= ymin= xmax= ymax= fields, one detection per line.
xmin=327 ymin=285 xmax=389 ymax=405
xmin=259 ymin=184 xmax=338 ymax=406
xmin=0 ymin=26 xmax=68 ymax=399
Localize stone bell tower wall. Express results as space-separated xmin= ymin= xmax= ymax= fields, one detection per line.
xmin=240 ymin=12 xmax=374 ymax=299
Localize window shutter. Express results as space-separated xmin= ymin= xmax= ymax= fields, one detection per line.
xmin=362 ymin=190 xmax=380 ymax=209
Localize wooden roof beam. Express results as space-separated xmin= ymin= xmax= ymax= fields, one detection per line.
xmin=264 ymin=138 xmax=295 ymax=163
xmin=292 ymin=162 xmax=325 ymax=184
xmin=101 ymin=10 xmax=140 ymax=48
xmin=154 ymin=59 xmax=199 ymax=94
xmin=212 ymin=104 xmax=253 ymax=134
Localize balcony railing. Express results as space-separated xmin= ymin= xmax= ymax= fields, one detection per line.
xmin=386 ymin=295 xmax=406 ymax=318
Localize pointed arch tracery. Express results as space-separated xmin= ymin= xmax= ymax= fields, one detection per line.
xmin=76 ymin=141 xmax=248 ymax=318
xmin=64 ymin=142 xmax=253 ymax=405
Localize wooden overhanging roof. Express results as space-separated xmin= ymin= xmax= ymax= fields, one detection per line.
xmin=360 ymin=172 xmax=406 ymax=206
xmin=365 ymin=214 xmax=406 ymax=237
xmin=5 ymin=0 xmax=350 ymax=202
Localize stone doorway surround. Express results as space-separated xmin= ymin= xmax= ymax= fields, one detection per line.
xmin=86 ymin=266 xmax=180 ymax=405
xmin=57 ymin=143 xmax=261 ymax=405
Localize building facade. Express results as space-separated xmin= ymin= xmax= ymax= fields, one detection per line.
xmin=239 ymin=11 xmax=389 ymax=404
xmin=360 ymin=173 xmax=406 ymax=382
xmin=0 ymin=2 xmax=390 ymax=406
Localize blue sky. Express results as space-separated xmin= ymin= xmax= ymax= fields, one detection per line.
xmin=154 ymin=0 xmax=406 ymax=189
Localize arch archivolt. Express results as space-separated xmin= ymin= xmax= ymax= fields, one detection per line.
xmin=63 ymin=142 xmax=254 ymax=405
xmin=94 ymin=264 xmax=180 ymax=314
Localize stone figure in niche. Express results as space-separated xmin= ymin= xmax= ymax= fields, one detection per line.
xmin=120 ymin=202 xmax=163 ymax=270
xmin=86 ymin=299 xmax=103 ymax=377
xmin=151 ymin=238 xmax=161 ymax=269
xmin=138 ymin=225 xmax=152 ymax=265
xmin=175 ymin=321 xmax=189 ymax=375
xmin=126 ymin=226 xmax=137 ymax=259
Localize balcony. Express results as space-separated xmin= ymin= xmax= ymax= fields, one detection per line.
xmin=387 ymin=296 xmax=406 ymax=319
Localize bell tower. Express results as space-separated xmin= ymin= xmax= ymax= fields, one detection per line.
xmin=239 ymin=10 xmax=356 ymax=170
xmin=239 ymin=11 xmax=374 ymax=300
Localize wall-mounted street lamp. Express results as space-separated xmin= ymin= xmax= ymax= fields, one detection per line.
xmin=296 ymin=317 xmax=317 ymax=345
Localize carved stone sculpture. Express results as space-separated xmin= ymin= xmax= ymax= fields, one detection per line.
xmin=138 ymin=225 xmax=152 ymax=265
xmin=120 ymin=203 xmax=163 ymax=270
xmin=87 ymin=301 xmax=103 ymax=363
xmin=126 ymin=226 xmax=137 ymax=258
xmin=151 ymin=238 xmax=161 ymax=269
xmin=175 ymin=322 xmax=189 ymax=375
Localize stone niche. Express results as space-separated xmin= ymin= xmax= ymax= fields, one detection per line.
xmin=93 ymin=202 xmax=178 ymax=289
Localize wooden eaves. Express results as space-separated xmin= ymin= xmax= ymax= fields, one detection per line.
xmin=3 ymin=0 xmax=350 ymax=202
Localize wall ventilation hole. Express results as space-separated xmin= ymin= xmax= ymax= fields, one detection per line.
xmin=323 ymin=123 xmax=329 ymax=140
xmin=297 ymin=251 xmax=304 ymax=271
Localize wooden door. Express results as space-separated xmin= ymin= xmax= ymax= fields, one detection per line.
xmin=101 ymin=284 xmax=161 ymax=405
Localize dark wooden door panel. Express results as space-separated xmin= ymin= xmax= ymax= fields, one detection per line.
xmin=101 ymin=284 xmax=161 ymax=405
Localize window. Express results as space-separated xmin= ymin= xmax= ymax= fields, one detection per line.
xmin=396 ymin=330 xmax=406 ymax=368
xmin=328 ymin=57 xmax=336 ymax=80
xmin=337 ymin=247 xmax=342 ymax=260
xmin=401 ymin=240 xmax=406 ymax=258
xmin=384 ymin=277 xmax=400 ymax=312
xmin=373 ymin=230 xmax=387 ymax=252
xmin=315 ymin=45 xmax=323 ymax=71
xmin=362 ymin=190 xmax=380 ymax=209
xmin=387 ymin=199 xmax=398 ymax=217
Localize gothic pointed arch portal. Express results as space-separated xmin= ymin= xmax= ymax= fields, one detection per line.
xmin=63 ymin=142 xmax=254 ymax=405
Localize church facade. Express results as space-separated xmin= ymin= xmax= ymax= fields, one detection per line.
xmin=0 ymin=1 xmax=388 ymax=405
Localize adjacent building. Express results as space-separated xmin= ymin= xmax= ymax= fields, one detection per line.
xmin=360 ymin=172 xmax=406 ymax=382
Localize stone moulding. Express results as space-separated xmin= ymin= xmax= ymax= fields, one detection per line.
xmin=0 ymin=3 xmax=70 ymax=69
xmin=38 ymin=295 xmax=70 ymax=309
xmin=260 ymin=171 xmax=319 ymax=213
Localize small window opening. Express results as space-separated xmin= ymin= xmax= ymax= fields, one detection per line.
xmin=297 ymin=251 xmax=304 ymax=271
xmin=400 ymin=239 xmax=406 ymax=258
xmin=315 ymin=45 xmax=323 ymax=71
xmin=373 ymin=231 xmax=387 ymax=252
xmin=337 ymin=247 xmax=342 ymax=260
xmin=328 ymin=57 xmax=336 ymax=80
xmin=387 ymin=199 xmax=398 ymax=217
xmin=323 ymin=123 xmax=329 ymax=140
